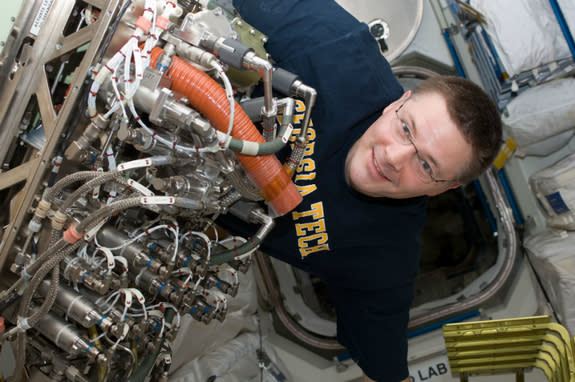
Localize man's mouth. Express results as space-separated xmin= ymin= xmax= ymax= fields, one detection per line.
xmin=372 ymin=149 xmax=389 ymax=181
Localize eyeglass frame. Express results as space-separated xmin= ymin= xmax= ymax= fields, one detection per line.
xmin=394 ymin=98 xmax=455 ymax=184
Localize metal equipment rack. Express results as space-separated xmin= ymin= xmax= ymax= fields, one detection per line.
xmin=443 ymin=0 xmax=575 ymax=110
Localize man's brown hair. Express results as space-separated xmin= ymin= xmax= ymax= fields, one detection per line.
xmin=413 ymin=76 xmax=502 ymax=184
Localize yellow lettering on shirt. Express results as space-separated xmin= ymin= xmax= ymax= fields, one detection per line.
xmin=298 ymin=232 xmax=328 ymax=248
xmin=292 ymin=202 xmax=325 ymax=221
xmin=295 ymin=173 xmax=316 ymax=182
xmin=298 ymin=158 xmax=316 ymax=172
xmin=300 ymin=244 xmax=330 ymax=257
xmin=295 ymin=218 xmax=326 ymax=236
xmin=289 ymin=104 xmax=330 ymax=257
xmin=296 ymin=184 xmax=317 ymax=197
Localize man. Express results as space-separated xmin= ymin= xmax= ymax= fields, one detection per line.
xmin=228 ymin=0 xmax=502 ymax=380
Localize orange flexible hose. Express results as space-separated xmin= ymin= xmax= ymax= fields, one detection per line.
xmin=150 ymin=48 xmax=302 ymax=216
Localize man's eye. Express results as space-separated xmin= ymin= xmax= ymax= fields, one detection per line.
xmin=401 ymin=123 xmax=411 ymax=136
xmin=421 ymin=160 xmax=433 ymax=176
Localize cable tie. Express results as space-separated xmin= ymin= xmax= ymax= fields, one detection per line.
xmin=18 ymin=317 xmax=31 ymax=330
xmin=21 ymin=267 xmax=32 ymax=280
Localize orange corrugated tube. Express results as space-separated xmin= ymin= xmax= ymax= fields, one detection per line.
xmin=150 ymin=48 xmax=302 ymax=216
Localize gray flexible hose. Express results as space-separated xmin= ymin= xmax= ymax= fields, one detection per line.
xmin=0 ymin=238 xmax=69 ymax=304
xmin=44 ymin=171 xmax=103 ymax=203
xmin=76 ymin=198 xmax=146 ymax=233
xmin=210 ymin=236 xmax=261 ymax=265
xmin=11 ymin=242 xmax=82 ymax=381
xmin=59 ymin=172 xmax=131 ymax=212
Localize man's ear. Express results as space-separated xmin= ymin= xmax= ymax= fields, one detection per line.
xmin=427 ymin=182 xmax=461 ymax=197
xmin=382 ymin=90 xmax=412 ymax=114
xmin=445 ymin=182 xmax=461 ymax=191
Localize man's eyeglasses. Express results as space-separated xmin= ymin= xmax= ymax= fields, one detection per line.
xmin=393 ymin=99 xmax=452 ymax=184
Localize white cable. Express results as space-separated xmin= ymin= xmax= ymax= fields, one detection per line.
xmin=90 ymin=246 xmax=115 ymax=271
xmin=219 ymin=236 xmax=256 ymax=260
xmin=161 ymin=302 xmax=181 ymax=328
xmin=94 ymin=224 xmax=170 ymax=251
xmin=217 ymin=265 xmax=239 ymax=286
xmin=172 ymin=267 xmax=192 ymax=276
xmin=129 ymin=288 xmax=148 ymax=320
xmin=212 ymin=61 xmax=235 ymax=148
xmin=169 ymin=224 xmax=179 ymax=264
xmin=183 ymin=272 xmax=194 ymax=290
xmin=114 ymin=256 xmax=128 ymax=274
xmin=120 ymin=288 xmax=133 ymax=322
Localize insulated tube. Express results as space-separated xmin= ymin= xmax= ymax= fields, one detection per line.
xmin=150 ymin=48 xmax=301 ymax=216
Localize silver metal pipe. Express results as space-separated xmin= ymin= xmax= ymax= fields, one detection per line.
xmin=35 ymin=311 xmax=101 ymax=359
xmin=251 ymin=209 xmax=275 ymax=242
xmin=38 ymin=281 xmax=113 ymax=330
xmin=243 ymin=52 xmax=277 ymax=134
xmin=97 ymin=226 xmax=150 ymax=268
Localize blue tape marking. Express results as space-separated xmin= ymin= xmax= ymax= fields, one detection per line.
xmin=442 ymin=30 xmax=466 ymax=78
xmin=407 ymin=309 xmax=480 ymax=339
xmin=549 ymin=0 xmax=575 ymax=58
xmin=148 ymin=242 xmax=157 ymax=254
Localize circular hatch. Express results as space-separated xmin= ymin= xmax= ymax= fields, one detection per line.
xmin=335 ymin=0 xmax=423 ymax=62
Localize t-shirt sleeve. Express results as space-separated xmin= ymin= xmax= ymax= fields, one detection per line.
xmin=233 ymin=0 xmax=403 ymax=147
xmin=329 ymin=282 xmax=415 ymax=382
xmin=232 ymin=0 xmax=363 ymax=62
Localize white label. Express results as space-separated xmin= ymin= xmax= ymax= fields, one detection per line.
xmin=30 ymin=0 xmax=55 ymax=36
xmin=409 ymin=361 xmax=449 ymax=382
xmin=118 ymin=158 xmax=153 ymax=172
xmin=242 ymin=141 xmax=259 ymax=156
xmin=140 ymin=196 xmax=174 ymax=205
xmin=282 ymin=124 xmax=294 ymax=144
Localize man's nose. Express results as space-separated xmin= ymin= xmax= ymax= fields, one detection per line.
xmin=386 ymin=143 xmax=414 ymax=170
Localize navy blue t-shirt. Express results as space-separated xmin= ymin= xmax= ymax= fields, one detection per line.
xmin=230 ymin=1 xmax=428 ymax=380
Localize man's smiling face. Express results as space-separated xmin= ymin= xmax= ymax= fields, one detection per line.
xmin=344 ymin=91 xmax=473 ymax=199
